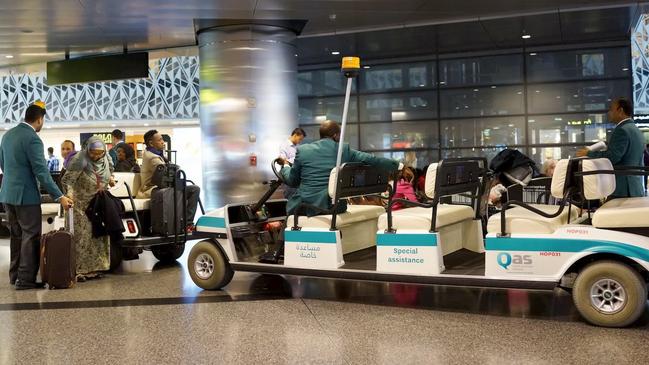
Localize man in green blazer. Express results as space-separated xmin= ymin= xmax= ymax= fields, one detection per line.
xmin=577 ymin=98 xmax=645 ymax=198
xmin=279 ymin=120 xmax=399 ymax=216
xmin=0 ymin=102 xmax=74 ymax=290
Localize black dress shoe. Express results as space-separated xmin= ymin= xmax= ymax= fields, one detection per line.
xmin=14 ymin=281 xmax=46 ymax=290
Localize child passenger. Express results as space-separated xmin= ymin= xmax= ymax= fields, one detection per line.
xmin=392 ymin=167 xmax=418 ymax=210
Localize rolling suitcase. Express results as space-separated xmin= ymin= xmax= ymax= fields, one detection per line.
xmin=40 ymin=212 xmax=75 ymax=289
xmin=151 ymin=187 xmax=184 ymax=236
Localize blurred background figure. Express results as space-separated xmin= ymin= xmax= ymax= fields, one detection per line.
xmin=46 ymin=147 xmax=59 ymax=172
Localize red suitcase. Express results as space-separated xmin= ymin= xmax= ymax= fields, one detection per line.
xmin=40 ymin=212 xmax=75 ymax=289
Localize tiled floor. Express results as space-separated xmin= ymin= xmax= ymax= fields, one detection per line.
xmin=1 ymin=239 xmax=648 ymax=365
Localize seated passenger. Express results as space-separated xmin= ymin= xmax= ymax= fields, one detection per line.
xmin=114 ymin=145 xmax=139 ymax=173
xmin=392 ymin=166 xmax=417 ymax=211
xmin=137 ymin=129 xmax=200 ymax=228
xmin=278 ymin=120 xmax=398 ymax=216
xmin=61 ymin=137 xmax=115 ymax=281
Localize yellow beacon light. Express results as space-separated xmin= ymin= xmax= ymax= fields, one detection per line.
xmin=33 ymin=100 xmax=46 ymax=110
xmin=341 ymin=56 xmax=360 ymax=78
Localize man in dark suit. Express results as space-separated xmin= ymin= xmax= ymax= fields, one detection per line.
xmin=279 ymin=120 xmax=399 ymax=216
xmin=0 ymin=102 xmax=74 ymax=290
xmin=577 ymin=97 xmax=645 ymax=198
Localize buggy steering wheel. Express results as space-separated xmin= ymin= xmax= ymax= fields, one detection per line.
xmin=272 ymin=158 xmax=287 ymax=184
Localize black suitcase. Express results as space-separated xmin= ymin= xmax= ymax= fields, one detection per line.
xmin=151 ymin=187 xmax=184 ymax=236
xmin=40 ymin=212 xmax=75 ymax=289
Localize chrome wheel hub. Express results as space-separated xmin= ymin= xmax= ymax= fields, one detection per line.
xmin=590 ymin=278 xmax=626 ymax=314
xmin=194 ymin=253 xmax=215 ymax=280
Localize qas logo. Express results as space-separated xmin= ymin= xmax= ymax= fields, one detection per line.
xmin=497 ymin=252 xmax=532 ymax=269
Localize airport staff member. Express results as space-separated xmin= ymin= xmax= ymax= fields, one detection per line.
xmin=278 ymin=128 xmax=306 ymax=198
xmin=0 ymin=101 xmax=73 ymax=290
xmin=278 ymin=120 xmax=399 ymax=216
xmin=577 ymin=97 xmax=645 ymax=198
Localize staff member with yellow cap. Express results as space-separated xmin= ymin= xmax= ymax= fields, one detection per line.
xmin=0 ymin=101 xmax=73 ymax=290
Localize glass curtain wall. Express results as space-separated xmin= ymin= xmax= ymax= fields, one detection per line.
xmin=298 ymin=45 xmax=631 ymax=168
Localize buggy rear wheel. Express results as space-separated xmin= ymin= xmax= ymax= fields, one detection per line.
xmin=573 ymin=260 xmax=647 ymax=327
xmin=152 ymin=243 xmax=185 ymax=263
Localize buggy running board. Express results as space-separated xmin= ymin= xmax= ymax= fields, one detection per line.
xmin=229 ymin=263 xmax=558 ymax=290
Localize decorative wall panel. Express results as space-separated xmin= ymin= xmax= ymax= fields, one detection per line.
xmin=0 ymin=56 xmax=199 ymax=123
xmin=633 ymin=14 xmax=649 ymax=115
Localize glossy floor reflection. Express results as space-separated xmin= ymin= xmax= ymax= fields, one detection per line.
xmin=1 ymin=239 xmax=648 ymax=364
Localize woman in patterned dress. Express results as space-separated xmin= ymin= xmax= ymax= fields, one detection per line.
xmin=61 ymin=136 xmax=115 ymax=281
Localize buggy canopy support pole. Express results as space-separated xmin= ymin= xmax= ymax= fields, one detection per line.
xmin=334 ymin=57 xmax=361 ymax=203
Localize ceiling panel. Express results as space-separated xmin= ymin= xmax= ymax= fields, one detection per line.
xmin=561 ymin=7 xmax=633 ymax=42
xmin=0 ymin=0 xmax=643 ymax=67
xmin=481 ymin=13 xmax=563 ymax=49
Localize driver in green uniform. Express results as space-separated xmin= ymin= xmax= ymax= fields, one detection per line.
xmin=278 ymin=120 xmax=399 ymax=216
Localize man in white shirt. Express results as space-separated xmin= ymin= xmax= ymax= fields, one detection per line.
xmin=279 ymin=128 xmax=306 ymax=164
xmin=278 ymin=128 xmax=306 ymax=198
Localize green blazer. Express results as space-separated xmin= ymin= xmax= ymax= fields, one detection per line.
xmin=588 ymin=119 xmax=645 ymax=198
xmin=0 ymin=123 xmax=63 ymax=206
xmin=281 ymin=138 xmax=398 ymax=216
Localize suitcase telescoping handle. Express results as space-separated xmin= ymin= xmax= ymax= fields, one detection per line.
xmin=60 ymin=204 xmax=74 ymax=235
xmin=67 ymin=209 xmax=74 ymax=235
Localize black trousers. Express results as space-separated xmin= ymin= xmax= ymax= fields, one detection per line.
xmin=186 ymin=185 xmax=201 ymax=223
xmin=5 ymin=204 xmax=42 ymax=284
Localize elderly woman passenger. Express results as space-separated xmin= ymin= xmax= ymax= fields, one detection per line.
xmin=61 ymin=136 xmax=115 ymax=281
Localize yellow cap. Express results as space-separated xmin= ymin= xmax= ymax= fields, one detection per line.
xmin=33 ymin=100 xmax=46 ymax=110
xmin=341 ymin=56 xmax=360 ymax=70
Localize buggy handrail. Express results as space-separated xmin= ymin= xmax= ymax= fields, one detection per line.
xmin=498 ymin=187 xmax=574 ymax=237
xmin=122 ymin=182 xmax=143 ymax=235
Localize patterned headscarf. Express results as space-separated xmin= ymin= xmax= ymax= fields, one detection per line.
xmin=67 ymin=136 xmax=113 ymax=183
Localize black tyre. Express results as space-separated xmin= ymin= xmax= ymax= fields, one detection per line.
xmin=573 ymin=260 xmax=647 ymax=328
xmin=110 ymin=241 xmax=123 ymax=271
xmin=188 ymin=240 xmax=234 ymax=290
xmin=152 ymin=243 xmax=185 ymax=263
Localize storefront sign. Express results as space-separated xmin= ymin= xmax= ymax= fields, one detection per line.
xmin=80 ymin=132 xmax=115 ymax=149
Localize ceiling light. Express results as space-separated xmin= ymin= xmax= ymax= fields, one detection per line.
xmin=517 ymin=91 xmax=523 ymax=95
xmin=143 ymin=123 xmax=149 ymax=126
xmin=294 ymin=54 xmax=298 ymax=57
xmin=622 ymin=67 xmax=629 ymax=71
xmin=363 ymin=65 xmax=371 ymax=69
xmin=535 ymin=90 xmax=541 ymax=93
xmin=5 ymin=55 xmax=13 ymax=59
xmin=111 ymin=124 xmax=116 ymax=127
xmin=529 ymin=52 xmax=537 ymax=56
xmin=522 ymin=34 xmax=532 ymax=39
xmin=331 ymin=51 xmax=340 ymax=55
xmin=473 ymin=89 xmax=479 ymax=92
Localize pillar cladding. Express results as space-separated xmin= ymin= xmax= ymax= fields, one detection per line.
xmin=198 ymin=23 xmax=299 ymax=209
